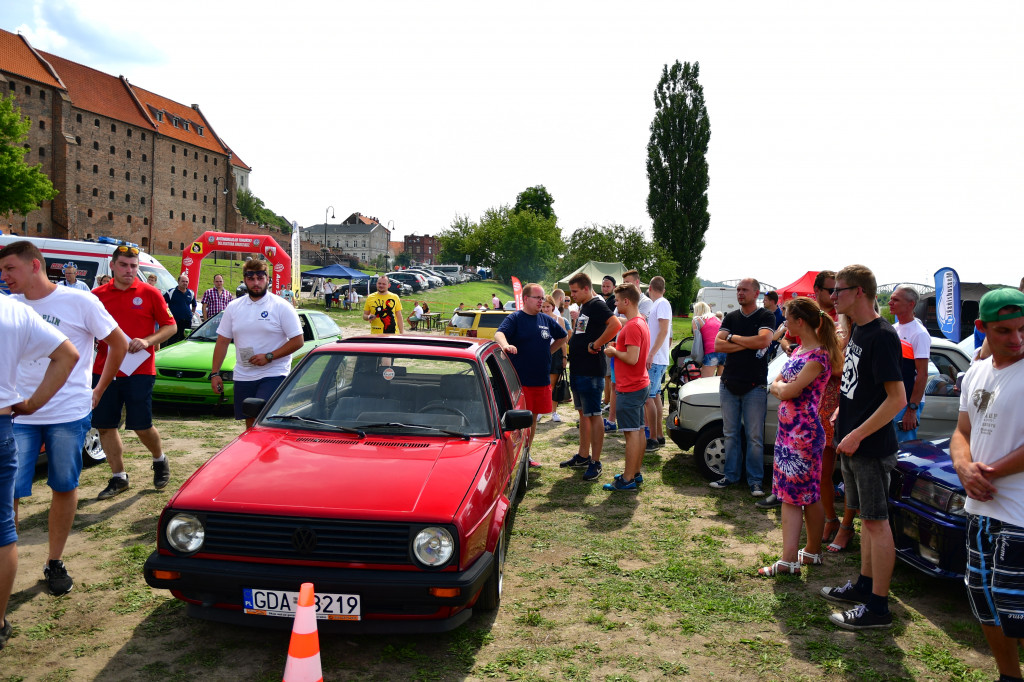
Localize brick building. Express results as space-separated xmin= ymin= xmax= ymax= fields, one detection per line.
xmin=0 ymin=29 xmax=251 ymax=255
xmin=404 ymin=233 xmax=439 ymax=265
xmin=301 ymin=212 xmax=389 ymax=266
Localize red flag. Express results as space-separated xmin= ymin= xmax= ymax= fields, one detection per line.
xmin=511 ymin=277 xmax=523 ymax=311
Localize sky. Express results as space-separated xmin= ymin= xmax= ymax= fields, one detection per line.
xmin=2 ymin=0 xmax=1022 ymax=289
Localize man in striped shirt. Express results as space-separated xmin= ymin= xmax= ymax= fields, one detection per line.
xmin=201 ymin=275 xmax=233 ymax=321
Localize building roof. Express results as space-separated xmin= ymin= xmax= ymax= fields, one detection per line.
xmin=306 ymin=223 xmax=381 ymax=235
xmin=231 ymin=153 xmax=250 ymax=171
xmin=129 ymin=83 xmax=228 ymax=155
xmin=0 ymin=30 xmax=64 ymax=89
xmin=39 ymin=50 xmax=155 ymax=130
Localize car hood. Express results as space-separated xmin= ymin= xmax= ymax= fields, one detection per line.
xmin=156 ymin=339 xmax=236 ymax=371
xmin=678 ymin=377 xmax=722 ymax=406
xmin=170 ymin=430 xmax=489 ymax=521
xmin=896 ymin=438 xmax=961 ymax=490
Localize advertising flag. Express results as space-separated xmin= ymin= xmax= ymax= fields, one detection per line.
xmin=511 ymin=276 xmax=523 ymax=311
xmin=291 ymin=221 xmax=300 ymax=298
xmin=934 ymin=267 xmax=961 ymax=342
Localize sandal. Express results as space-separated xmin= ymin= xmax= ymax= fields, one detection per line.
xmin=826 ymin=524 xmax=855 ymax=553
xmin=822 ymin=517 xmax=840 ymax=543
xmin=798 ymin=549 xmax=823 ymax=566
xmin=758 ymin=559 xmax=801 ymax=577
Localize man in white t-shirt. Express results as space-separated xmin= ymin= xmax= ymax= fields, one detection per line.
xmin=0 ymin=287 xmax=79 ymax=648
xmin=623 ymin=269 xmax=653 ymax=319
xmin=0 ymin=241 xmax=127 ymax=597
xmin=210 ymin=259 xmax=304 ymax=429
xmin=645 ymin=276 xmax=672 ymax=450
xmin=951 ymin=288 xmax=1024 ymax=681
xmin=888 ymin=284 xmax=931 ymax=442
xmin=58 ymin=262 xmax=90 ymax=291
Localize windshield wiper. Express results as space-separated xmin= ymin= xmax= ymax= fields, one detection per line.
xmin=355 ymin=422 xmax=470 ymax=440
xmin=266 ymin=414 xmax=364 ymax=437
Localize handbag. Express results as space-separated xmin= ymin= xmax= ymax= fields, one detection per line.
xmin=552 ymin=369 xmax=572 ymax=403
xmin=689 ymin=323 xmax=704 ymax=362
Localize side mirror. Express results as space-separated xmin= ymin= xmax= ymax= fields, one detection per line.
xmin=242 ymin=397 xmax=266 ymax=419
xmin=183 ymin=328 xmax=192 ymax=338
xmin=501 ymin=409 xmax=534 ymax=432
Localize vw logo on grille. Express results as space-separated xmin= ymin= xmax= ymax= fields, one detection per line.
xmin=291 ymin=527 xmax=318 ymax=554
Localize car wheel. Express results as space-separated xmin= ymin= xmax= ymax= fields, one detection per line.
xmin=81 ymin=428 xmax=106 ymax=467
xmin=694 ymin=424 xmax=726 ymax=480
xmin=479 ymin=526 xmax=505 ymax=611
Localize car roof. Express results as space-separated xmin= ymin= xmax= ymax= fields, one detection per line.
xmin=314 ymin=335 xmax=493 ymax=359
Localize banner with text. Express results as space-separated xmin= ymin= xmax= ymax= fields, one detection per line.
xmin=511 ymin=276 xmax=523 ymax=311
xmin=933 ymin=266 xmax=961 ymax=342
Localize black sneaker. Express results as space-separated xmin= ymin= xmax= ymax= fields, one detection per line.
xmin=820 ymin=580 xmax=871 ymax=605
xmin=97 ymin=475 xmax=129 ymax=500
xmin=657 ymin=437 xmax=666 ymax=447
xmin=645 ymin=438 xmax=660 ymax=451
xmin=709 ymin=477 xmax=733 ymax=489
xmin=829 ymin=603 xmax=893 ymax=630
xmin=560 ymin=454 xmax=592 ymax=468
xmin=44 ymin=559 xmax=73 ymax=596
xmin=756 ymin=494 xmax=782 ymax=509
xmin=582 ymin=460 xmax=603 ymax=481
xmin=153 ymin=459 xmax=170 ymax=489
xmin=0 ymin=618 xmax=11 ymax=650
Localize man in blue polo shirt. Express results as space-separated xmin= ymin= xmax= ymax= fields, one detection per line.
xmin=164 ymin=274 xmax=196 ymax=346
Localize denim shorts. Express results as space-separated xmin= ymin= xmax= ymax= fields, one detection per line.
xmin=616 ymin=387 xmax=648 ymax=431
xmin=14 ymin=414 xmax=92 ymax=497
xmin=647 ymin=363 xmax=667 ymax=398
xmin=839 ymin=453 xmax=897 ymax=520
xmin=965 ymin=515 xmax=1024 ymax=637
xmin=234 ymin=376 xmax=286 ymax=420
xmin=0 ymin=415 xmax=17 ymax=546
xmin=92 ymin=374 xmax=155 ymax=431
xmin=703 ymin=352 xmax=727 ymax=367
xmin=571 ymin=374 xmax=604 ymax=417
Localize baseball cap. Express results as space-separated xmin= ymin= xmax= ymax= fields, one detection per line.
xmin=978 ymin=288 xmax=1024 ymax=323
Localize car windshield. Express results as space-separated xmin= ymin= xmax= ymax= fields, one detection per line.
xmin=188 ymin=311 xmax=224 ymax=341
xmin=261 ymin=352 xmax=491 ymax=436
xmin=139 ymin=265 xmax=176 ymax=290
xmin=451 ymin=312 xmax=476 ymax=329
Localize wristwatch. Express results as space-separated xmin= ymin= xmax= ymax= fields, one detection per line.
xmin=210 ymin=371 xmax=221 ymax=379
xmin=727 ymin=333 xmax=734 ymax=343
xmin=908 ymin=402 xmax=918 ymax=411
xmin=265 ymin=352 xmax=275 ymax=361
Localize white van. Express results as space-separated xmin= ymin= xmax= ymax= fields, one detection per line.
xmin=0 ymin=235 xmax=176 ymax=291
xmin=695 ymin=286 xmax=739 ymax=315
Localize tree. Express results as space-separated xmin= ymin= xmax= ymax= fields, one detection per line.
xmin=647 ymin=60 xmax=711 ymax=310
xmin=394 ymin=251 xmax=412 ymax=267
xmin=513 ymin=185 xmax=556 ymax=221
xmin=483 ymin=205 xmax=562 ymax=283
xmin=235 ymin=188 xmax=291 ymax=232
xmin=0 ymin=93 xmax=57 ymax=217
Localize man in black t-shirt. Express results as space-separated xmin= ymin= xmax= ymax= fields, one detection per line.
xmin=559 ymin=273 xmax=621 ymax=482
xmin=709 ymin=278 xmax=775 ymax=496
xmin=820 ymin=264 xmax=905 ymax=632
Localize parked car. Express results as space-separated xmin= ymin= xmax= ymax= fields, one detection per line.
xmin=407 ymin=269 xmax=444 ymax=288
xmin=152 ymin=308 xmax=341 ymax=406
xmin=667 ymin=337 xmax=973 ymax=479
xmin=367 ymin=277 xmax=412 ymax=297
xmin=144 ymin=335 xmax=533 ymax=632
xmin=388 ymin=271 xmax=427 ymax=292
xmin=445 ymin=310 xmax=513 ymax=340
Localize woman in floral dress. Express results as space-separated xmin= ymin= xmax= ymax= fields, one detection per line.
xmin=759 ymin=297 xmax=843 ymax=576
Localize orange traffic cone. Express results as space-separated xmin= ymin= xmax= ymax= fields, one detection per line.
xmin=283 ymin=582 xmax=323 ymax=682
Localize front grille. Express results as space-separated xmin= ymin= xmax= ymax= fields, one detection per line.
xmin=199 ymin=513 xmax=416 ymax=564
xmin=158 ymin=369 xmax=207 ymax=379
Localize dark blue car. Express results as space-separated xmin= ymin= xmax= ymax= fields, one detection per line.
xmin=888 ymin=438 xmax=968 ymax=579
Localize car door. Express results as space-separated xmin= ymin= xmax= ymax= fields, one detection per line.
xmin=485 ymin=350 xmax=524 ymax=496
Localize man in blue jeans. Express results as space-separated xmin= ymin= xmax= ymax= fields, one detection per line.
xmin=711 ymin=278 xmax=775 ymax=496
xmin=559 ymin=273 xmax=621 ymax=481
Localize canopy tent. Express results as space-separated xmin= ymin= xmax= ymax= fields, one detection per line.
xmin=554 ymin=261 xmax=646 ymax=292
xmin=775 ymin=271 xmax=819 ymax=301
xmin=302 ymin=264 xmax=370 ymax=280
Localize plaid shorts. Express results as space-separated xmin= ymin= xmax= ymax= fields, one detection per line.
xmin=965 ymin=514 xmax=1024 ymax=638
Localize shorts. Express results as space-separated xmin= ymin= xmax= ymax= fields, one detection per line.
xmin=647 ymin=363 xmax=667 ymax=398
xmin=839 ymin=453 xmax=896 ymax=520
xmin=521 ymin=384 xmax=552 ymax=417
xmin=965 ymin=515 xmax=1024 ymax=638
xmin=0 ymin=416 xmax=17 ymax=546
xmin=92 ymin=374 xmax=155 ymax=431
xmin=234 ymin=376 xmax=286 ymax=420
xmin=616 ymin=387 xmax=648 ymax=431
xmin=571 ymin=374 xmax=604 ymax=417
xmin=13 ymin=414 xmax=92 ymax=497
xmin=703 ymin=352 xmax=727 ymax=367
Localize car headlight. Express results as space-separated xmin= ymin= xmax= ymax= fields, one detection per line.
xmin=165 ymin=513 xmax=205 ymax=553
xmin=910 ymin=479 xmax=963 ymax=515
xmin=948 ymin=492 xmax=967 ymax=516
xmin=411 ymin=527 xmax=454 ymax=567
xmin=218 ymin=370 xmax=233 ymax=382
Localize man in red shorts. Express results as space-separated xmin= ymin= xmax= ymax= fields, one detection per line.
xmin=494 ymin=283 xmax=567 ymax=467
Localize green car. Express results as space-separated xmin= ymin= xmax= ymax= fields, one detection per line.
xmin=153 ymin=308 xmax=342 ymax=406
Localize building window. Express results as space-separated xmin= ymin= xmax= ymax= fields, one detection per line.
xmin=39 ymin=120 xmax=45 ymax=130
xmin=127 ymin=215 xmax=132 ymax=223
xmin=127 ymin=128 xmax=132 ymax=138
xmin=193 ymin=151 xmax=198 ymax=159
xmin=181 ymin=213 xmax=185 ymax=220
xmin=182 ymin=169 xmax=186 ymax=177
xmin=92 ymin=165 xmax=98 ymax=174
xmin=39 ymin=147 xmax=45 ymax=157
xmin=172 ymin=118 xmax=179 ymax=128
xmin=125 ymin=171 xmax=130 ymax=181
xmin=212 ymin=217 xmax=217 ymax=226
xmin=140 ymin=197 xmax=145 ymax=205
xmin=92 ymin=188 xmax=98 ymax=197
xmin=203 ymin=175 xmax=207 ymax=182
xmin=193 ymin=172 xmax=197 ymax=179
xmin=75 ymin=136 xmax=81 ymax=145
xmin=171 ymin=166 xmax=175 ymax=174
xmin=203 ymin=195 xmax=207 ymax=203
xmin=213 ymin=197 xmax=217 ymax=205
xmin=169 ymin=212 xmax=174 ymax=219
xmin=183 ymin=122 xmax=190 ymax=131
xmin=141 ymin=175 xmax=146 ymax=185
xmin=202 ymin=216 xmax=206 ymax=224
xmin=192 ymin=215 xmax=196 ymax=223
xmin=108 ymin=168 xmax=114 ymax=177
xmin=109 ymin=191 xmax=114 ymax=200
xmin=179 ymin=242 xmax=185 ymax=250
xmin=214 ymin=158 xmax=217 ymax=166
xmin=168 ymin=240 xmax=173 ymax=249
xmin=142 ymin=154 xmax=147 ymax=162
xmin=126 ymin=150 xmax=131 ymax=159
xmin=107 ymin=212 xmax=113 ymax=220
xmin=155 ymin=112 xmax=163 ymax=122
xmin=75 ymin=185 xmax=80 ymax=194
xmin=109 ymin=145 xmax=115 ymax=154
xmin=93 ymin=141 xmax=99 ymax=150
xmin=170 ymin=188 xmax=175 ymax=197
xmin=125 ymin=194 xmax=130 ymax=202
xmin=76 ymin=113 xmax=82 ymax=123
xmin=88 ymin=209 xmax=93 ymax=217
xmin=94 ymin=119 xmax=99 ymax=127
xmin=183 ymin=148 xmax=188 ymax=157
xmin=143 ymin=218 xmax=148 ymax=226
xmin=192 ymin=192 xmax=197 ymax=200
xmin=111 ymin=124 xmax=116 ymax=132
xmin=142 ymin=132 xmax=146 ymax=141
xmin=37 ymin=223 xmax=42 ymax=233
xmin=39 ymin=90 xmax=45 ymax=100
xmin=172 ymin=145 xmax=176 ymax=153
xmin=198 ymin=127 xmax=204 ymax=136
xmin=204 ymin=155 xmax=208 ymax=163
xmin=76 ymin=160 xmax=81 ymax=170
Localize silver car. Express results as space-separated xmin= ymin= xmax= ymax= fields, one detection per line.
xmin=666 ymin=337 xmax=973 ymax=479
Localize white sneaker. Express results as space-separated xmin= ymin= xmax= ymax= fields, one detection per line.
xmin=551 ymin=412 xmax=562 ymax=423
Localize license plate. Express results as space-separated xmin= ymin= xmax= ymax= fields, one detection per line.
xmin=243 ymin=588 xmax=361 ymax=621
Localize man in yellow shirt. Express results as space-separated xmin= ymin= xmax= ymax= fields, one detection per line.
xmin=363 ymin=276 xmax=404 ymax=334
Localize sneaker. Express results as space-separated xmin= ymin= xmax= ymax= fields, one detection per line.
xmin=560 ymin=454 xmax=592 ymax=469
xmin=97 ymin=475 xmax=129 ymax=500
xmin=550 ymin=412 xmax=562 ymax=423
xmin=755 ymin=493 xmax=782 ymax=509
xmin=614 ymin=472 xmax=644 ymax=485
xmin=603 ymin=419 xmax=617 ymax=433
xmin=601 ymin=402 xmax=610 ymax=413
xmin=750 ymin=485 xmax=765 ymax=497
xmin=603 ymin=476 xmax=639 ymax=492
xmin=152 ymin=459 xmax=170 ymax=489
xmin=0 ymin=618 xmax=11 ymax=650
xmin=529 ymin=459 xmax=542 ymax=468
xmin=829 ymin=603 xmax=893 ymax=631
xmin=582 ymin=460 xmax=603 ymax=481
xmin=657 ymin=437 xmax=666 ymax=447
xmin=44 ymin=559 xmax=73 ymax=596
xmin=645 ymin=438 xmax=660 ymax=451
xmin=820 ymin=580 xmax=871 ymax=605
xmin=709 ymin=477 xmax=733 ymax=489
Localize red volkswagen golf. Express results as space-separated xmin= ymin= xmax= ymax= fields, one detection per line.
xmin=144 ymin=335 xmax=533 ymax=632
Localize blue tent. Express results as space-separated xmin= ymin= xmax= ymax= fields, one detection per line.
xmin=303 ymin=264 xmax=370 ymax=280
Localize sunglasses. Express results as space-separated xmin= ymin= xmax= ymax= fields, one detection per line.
xmin=244 ymin=271 xmax=268 ymax=280
xmin=829 ymin=286 xmax=859 ymax=296
xmin=115 ymin=245 xmax=140 ymax=255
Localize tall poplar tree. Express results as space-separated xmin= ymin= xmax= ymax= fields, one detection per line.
xmin=646 ymin=60 xmax=710 ymax=311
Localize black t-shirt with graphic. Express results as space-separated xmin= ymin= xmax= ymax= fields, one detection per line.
xmin=720 ymin=307 xmax=777 ymax=385
xmin=568 ymin=296 xmax=614 ymax=377
xmin=836 ymin=317 xmax=903 ymax=458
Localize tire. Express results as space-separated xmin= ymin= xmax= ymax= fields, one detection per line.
xmin=478 ymin=526 xmax=505 ymax=611
xmin=694 ymin=423 xmax=726 ymax=480
xmin=81 ymin=428 xmax=106 ymax=468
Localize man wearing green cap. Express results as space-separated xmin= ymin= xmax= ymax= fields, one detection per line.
xmin=951 ymin=287 xmax=1024 ymax=682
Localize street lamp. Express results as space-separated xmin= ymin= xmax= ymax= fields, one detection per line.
xmin=324 ymin=205 xmax=335 ymax=265
xmin=385 ymin=219 xmax=393 ymax=272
